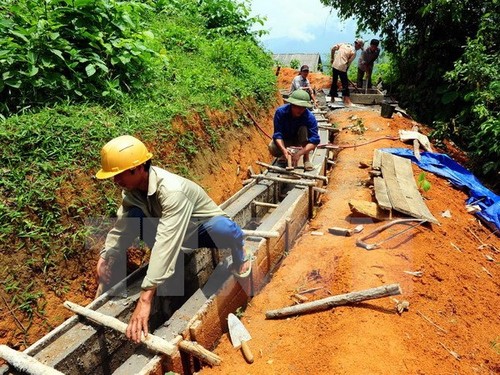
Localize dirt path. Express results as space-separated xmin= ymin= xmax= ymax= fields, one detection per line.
xmin=200 ymin=106 xmax=499 ymax=374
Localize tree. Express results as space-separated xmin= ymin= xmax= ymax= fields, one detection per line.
xmin=320 ymin=0 xmax=499 ymax=185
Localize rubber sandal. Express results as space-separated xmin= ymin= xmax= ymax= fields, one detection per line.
xmin=232 ymin=253 xmax=255 ymax=279
xmin=304 ymin=161 xmax=314 ymax=171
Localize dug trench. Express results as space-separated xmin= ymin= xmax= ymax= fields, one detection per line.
xmin=1 ymin=68 xmax=499 ymax=375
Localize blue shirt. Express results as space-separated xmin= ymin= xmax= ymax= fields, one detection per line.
xmin=273 ymin=103 xmax=320 ymax=145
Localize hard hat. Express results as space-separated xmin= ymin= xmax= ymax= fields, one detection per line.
xmin=285 ymin=90 xmax=313 ymax=108
xmin=96 ymin=135 xmax=153 ymax=179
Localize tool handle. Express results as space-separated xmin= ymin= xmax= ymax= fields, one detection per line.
xmin=240 ymin=340 xmax=254 ymax=363
xmin=286 ymin=153 xmax=293 ymax=170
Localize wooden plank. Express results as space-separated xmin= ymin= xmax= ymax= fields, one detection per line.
xmin=373 ymin=177 xmax=392 ymax=211
xmin=391 ymin=154 xmax=438 ymax=223
xmin=380 ymin=153 xmax=438 ymax=223
xmin=381 ymin=153 xmax=413 ymax=217
xmin=372 ymin=149 xmax=383 ymax=170
xmin=399 ymin=130 xmax=433 ymax=152
xmin=348 ymin=199 xmax=390 ymax=221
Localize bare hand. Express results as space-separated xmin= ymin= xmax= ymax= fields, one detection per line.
xmin=126 ymin=289 xmax=155 ymax=343
xmin=96 ymin=257 xmax=111 ymax=284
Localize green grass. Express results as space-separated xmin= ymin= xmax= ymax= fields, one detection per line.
xmin=0 ymin=0 xmax=278 ymax=335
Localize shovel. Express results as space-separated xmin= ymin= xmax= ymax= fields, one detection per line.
xmin=228 ymin=313 xmax=254 ymax=363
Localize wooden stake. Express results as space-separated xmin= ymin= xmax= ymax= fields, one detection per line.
xmin=252 ymin=201 xmax=279 ymax=208
xmin=178 ymin=340 xmax=222 ymax=366
xmin=265 ymin=284 xmax=402 ymax=319
xmin=63 ymin=301 xmax=221 ymax=366
xmin=0 ymin=345 xmax=65 ymax=375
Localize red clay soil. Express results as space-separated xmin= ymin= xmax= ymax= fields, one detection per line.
xmin=200 ymin=70 xmax=500 ymax=375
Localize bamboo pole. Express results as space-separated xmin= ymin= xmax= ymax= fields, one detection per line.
xmin=251 ymin=174 xmax=316 ymax=187
xmin=252 ymin=201 xmax=279 ymax=208
xmin=313 ymin=186 xmax=328 ymax=194
xmin=241 ymin=229 xmax=279 ymax=238
xmin=178 ymin=340 xmax=222 ymax=366
xmin=265 ymin=284 xmax=402 ymax=319
xmin=256 ymin=161 xmax=328 ymax=182
xmin=0 ymin=345 xmax=65 ymax=375
xmin=63 ymin=301 xmax=221 ymax=366
xmin=64 ymin=301 xmax=175 ymax=355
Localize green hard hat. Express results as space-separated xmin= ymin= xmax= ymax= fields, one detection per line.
xmin=285 ymin=90 xmax=313 ymax=108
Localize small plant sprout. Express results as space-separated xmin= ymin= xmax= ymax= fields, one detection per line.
xmin=417 ymin=172 xmax=431 ymax=192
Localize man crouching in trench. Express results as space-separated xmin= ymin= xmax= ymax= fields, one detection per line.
xmin=95 ymin=135 xmax=252 ymax=343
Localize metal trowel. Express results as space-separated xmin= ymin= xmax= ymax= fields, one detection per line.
xmin=227 ymin=313 xmax=254 ymax=363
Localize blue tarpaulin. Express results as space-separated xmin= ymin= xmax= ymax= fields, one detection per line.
xmin=380 ymin=148 xmax=500 ymax=232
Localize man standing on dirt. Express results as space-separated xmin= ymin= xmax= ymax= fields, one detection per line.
xmin=268 ymin=90 xmax=320 ymax=171
xmin=95 ymin=135 xmax=251 ymax=343
xmin=357 ymin=39 xmax=380 ymax=89
xmin=329 ymin=38 xmax=364 ymax=106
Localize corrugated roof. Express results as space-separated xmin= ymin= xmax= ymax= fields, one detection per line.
xmin=272 ymin=53 xmax=323 ymax=72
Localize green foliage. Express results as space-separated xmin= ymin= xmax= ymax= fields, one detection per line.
xmin=417 ymin=172 xmax=431 ymax=193
xmin=290 ymin=59 xmax=300 ymax=70
xmin=320 ymin=0 xmax=499 ymax=185
xmin=199 ymin=0 xmax=266 ymax=40
xmin=0 ymin=0 xmax=165 ymax=115
xmin=439 ymin=9 xmax=500 ymax=181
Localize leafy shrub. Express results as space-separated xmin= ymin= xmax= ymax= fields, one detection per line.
xmin=437 ymin=9 xmax=499 ymax=184
xmin=0 ymin=0 xmax=166 ymax=115
xmin=290 ymin=59 xmax=300 ymax=70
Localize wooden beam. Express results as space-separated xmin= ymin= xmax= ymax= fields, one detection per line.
xmin=0 ymin=345 xmax=65 ymax=375
xmin=63 ymin=301 xmax=221 ymax=366
xmin=256 ymin=161 xmax=328 ymax=182
xmin=265 ymin=284 xmax=402 ymax=319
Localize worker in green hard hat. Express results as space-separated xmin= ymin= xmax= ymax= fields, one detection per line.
xmin=268 ymin=90 xmax=320 ymax=172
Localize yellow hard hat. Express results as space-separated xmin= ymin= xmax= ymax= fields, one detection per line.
xmin=96 ymin=135 xmax=153 ymax=179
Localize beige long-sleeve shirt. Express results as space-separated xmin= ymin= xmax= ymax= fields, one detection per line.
xmin=330 ymin=43 xmax=356 ymax=72
xmin=100 ymin=166 xmax=227 ymax=289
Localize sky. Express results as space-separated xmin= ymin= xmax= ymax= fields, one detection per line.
xmin=248 ymin=0 xmax=374 ymax=55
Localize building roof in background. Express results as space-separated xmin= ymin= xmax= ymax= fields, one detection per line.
xmin=272 ymin=53 xmax=323 ymax=72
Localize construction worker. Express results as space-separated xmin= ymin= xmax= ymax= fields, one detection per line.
xmin=329 ymin=38 xmax=364 ymax=106
xmin=357 ymin=39 xmax=380 ymax=89
xmin=269 ymin=90 xmax=320 ymax=171
xmin=95 ymin=135 xmax=251 ymax=343
xmin=289 ymin=65 xmax=318 ymax=107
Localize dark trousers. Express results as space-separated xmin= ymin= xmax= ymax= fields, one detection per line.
xmin=329 ymin=67 xmax=350 ymax=98
xmin=268 ymin=126 xmax=309 ymax=157
xmin=357 ymin=68 xmax=373 ymax=89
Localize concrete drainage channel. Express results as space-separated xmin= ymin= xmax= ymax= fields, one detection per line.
xmin=0 ymin=104 xmax=338 ymax=375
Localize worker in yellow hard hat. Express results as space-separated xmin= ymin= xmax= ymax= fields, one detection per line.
xmin=95 ymin=135 xmax=252 ymax=344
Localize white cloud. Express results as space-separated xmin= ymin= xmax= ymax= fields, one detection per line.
xmin=247 ymin=0 xmax=376 ymax=54
xmin=249 ymin=0 xmax=343 ymax=42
